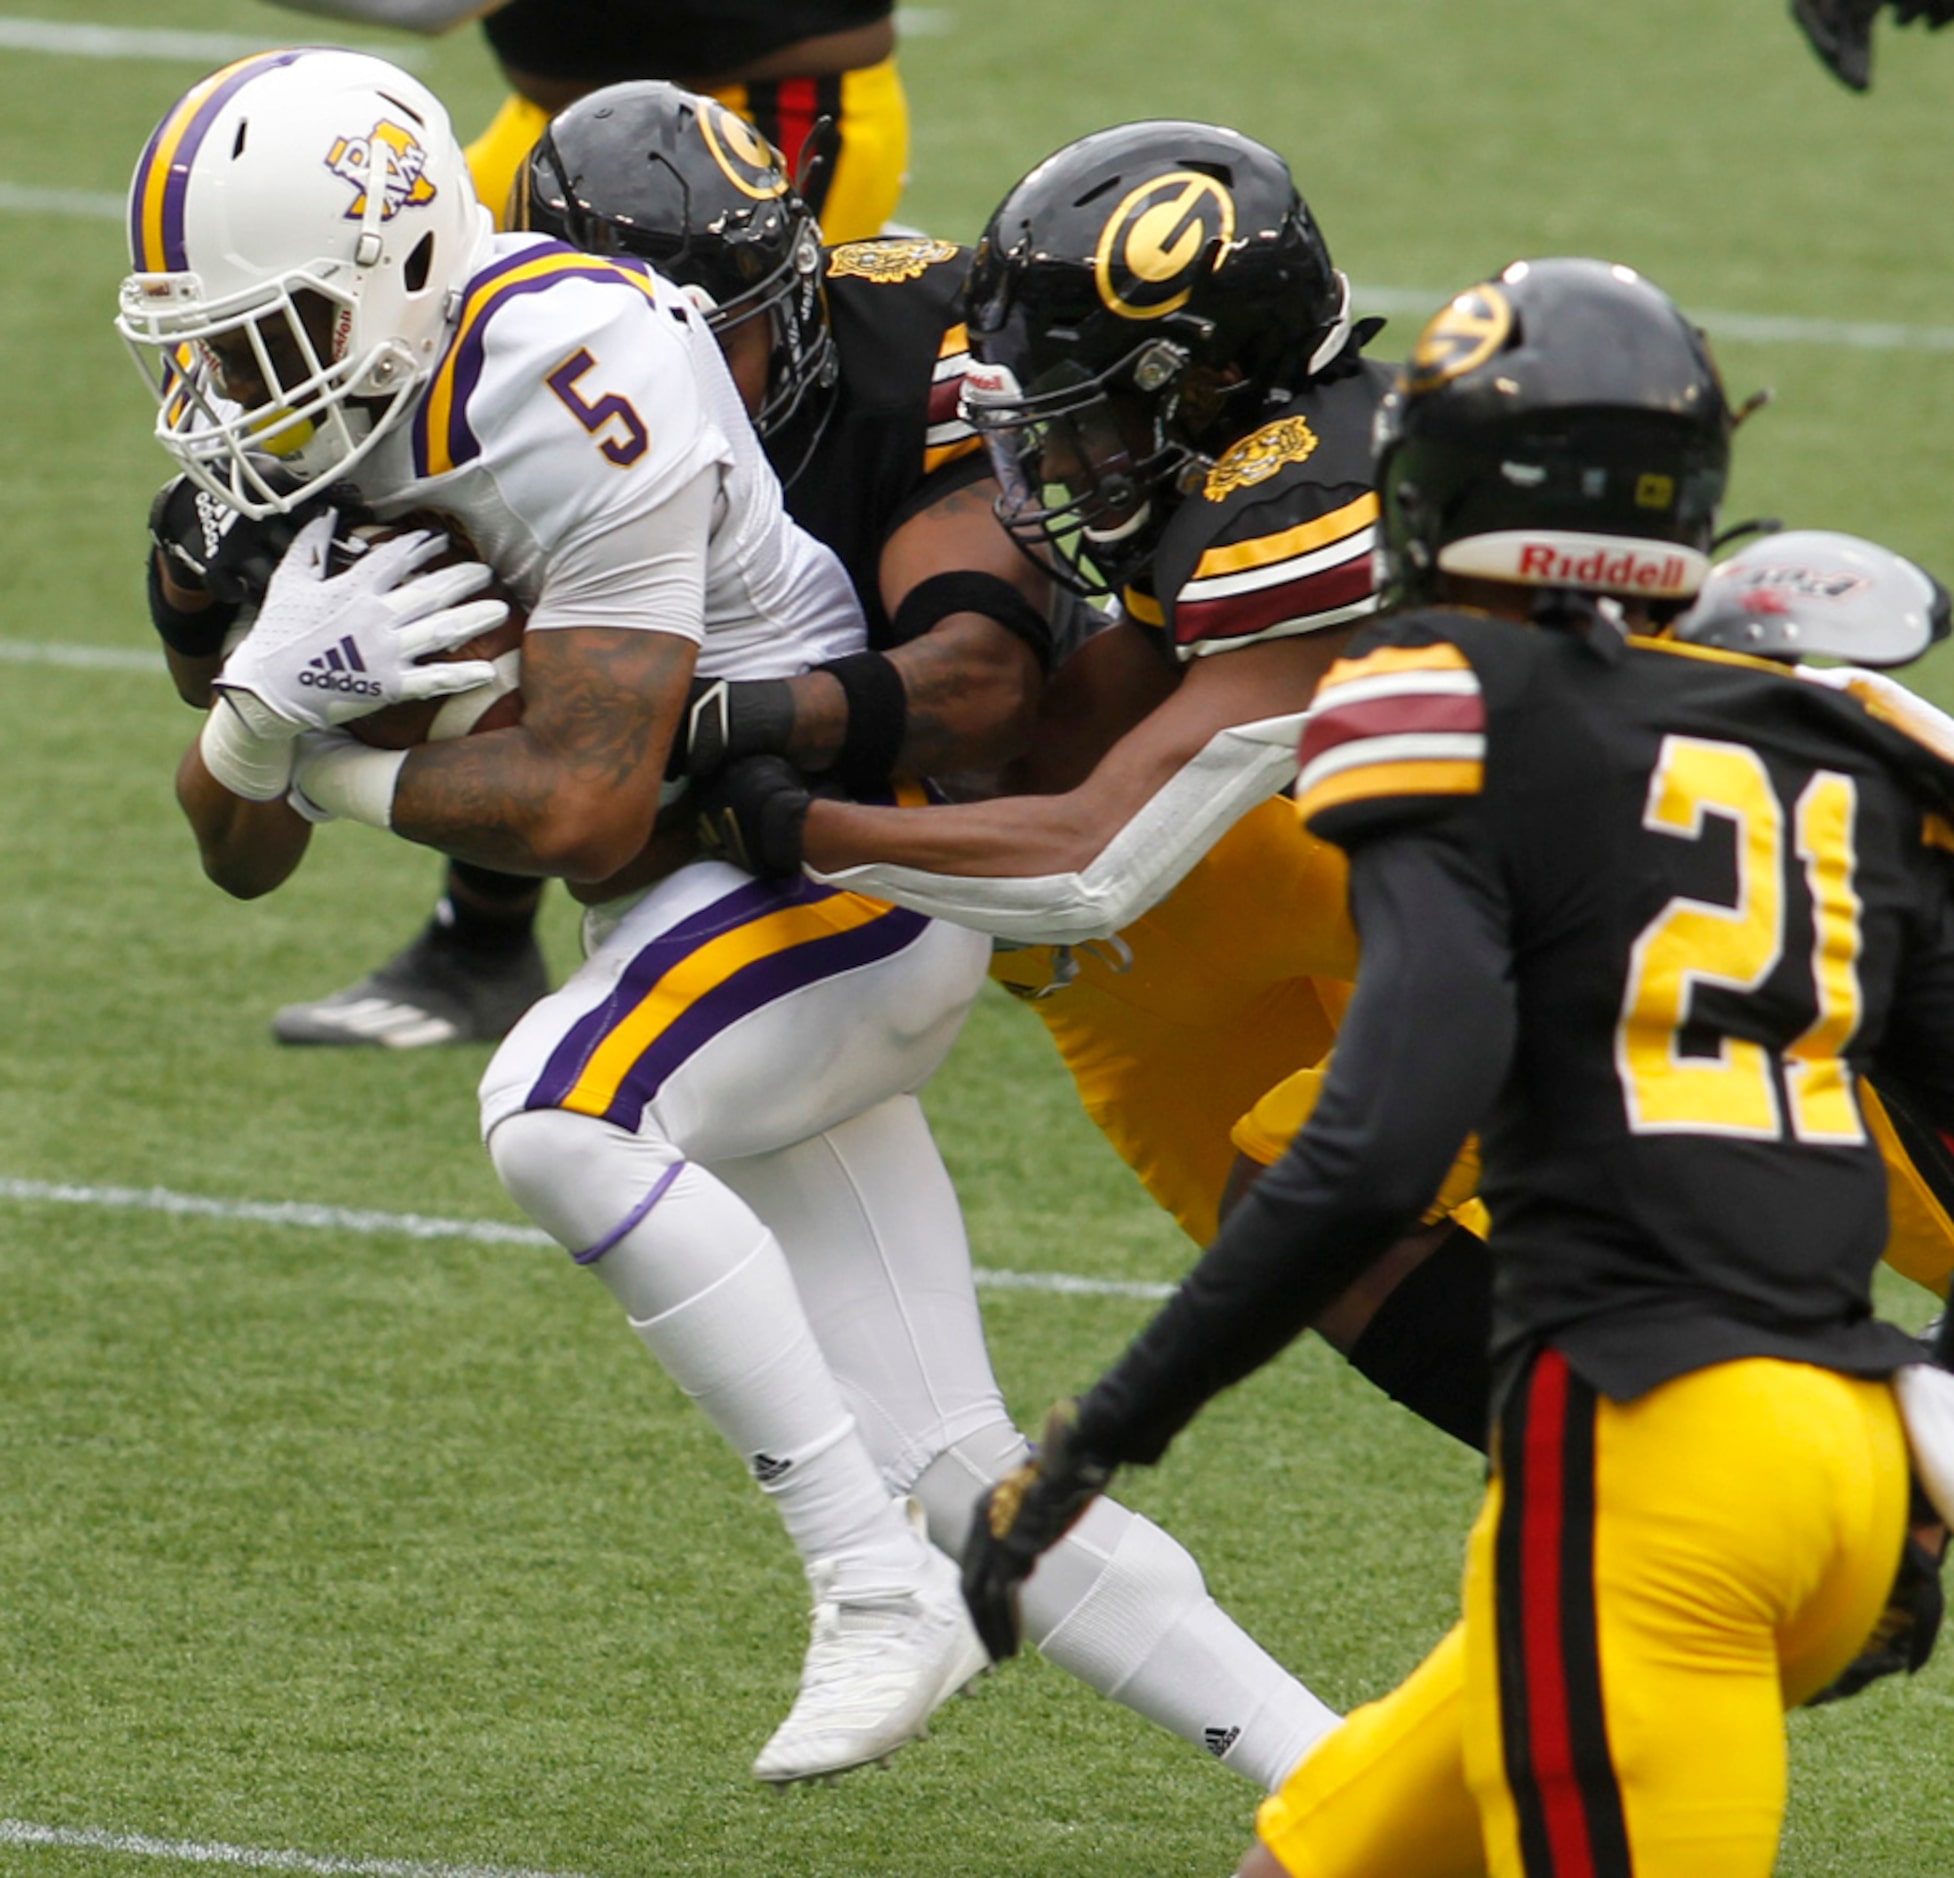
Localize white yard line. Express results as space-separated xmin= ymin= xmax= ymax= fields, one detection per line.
xmin=0 ymin=180 xmax=122 ymax=219
xmin=0 ymin=16 xmax=424 ymax=64
xmin=0 ymin=1175 xmax=1178 ymax=1301
xmin=0 ymin=639 xmax=163 ymax=672
xmin=0 ymin=1818 xmax=592 ymax=1878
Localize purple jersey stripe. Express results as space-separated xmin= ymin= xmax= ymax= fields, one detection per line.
xmin=525 ymin=875 xmax=839 ymax=1108
xmin=411 ymin=245 xmax=660 ymax=478
xmin=526 ymin=902 xmax=931 ymax=1131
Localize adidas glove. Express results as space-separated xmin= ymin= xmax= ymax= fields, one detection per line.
xmin=693 ymin=754 xmax=814 ymax=878
xmin=201 ymin=510 xmax=505 ymax=802
xmin=148 ymin=471 xmax=330 ymax=608
xmin=961 ymin=1401 xmax=1117 ymax=1663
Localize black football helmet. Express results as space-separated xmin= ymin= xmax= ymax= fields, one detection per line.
xmin=515 ymin=81 xmax=836 ymax=444
xmin=1375 ymin=257 xmax=1734 ymax=610
xmin=960 ymin=121 xmax=1352 ymax=595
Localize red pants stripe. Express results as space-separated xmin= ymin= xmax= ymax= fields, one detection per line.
xmin=1495 ymin=1349 xmax=1633 ymax=1877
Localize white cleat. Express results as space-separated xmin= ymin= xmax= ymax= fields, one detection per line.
xmin=752 ymin=1536 xmax=989 ymax=1787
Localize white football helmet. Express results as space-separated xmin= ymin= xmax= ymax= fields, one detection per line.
xmin=117 ymin=48 xmax=491 ymax=517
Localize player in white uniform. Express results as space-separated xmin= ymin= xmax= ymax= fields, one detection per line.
xmin=121 ymin=49 xmax=1338 ymax=1790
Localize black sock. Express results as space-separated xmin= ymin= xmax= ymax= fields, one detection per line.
xmin=1343 ymin=1224 xmax=1495 ymax=1452
xmin=436 ymin=862 xmax=542 ymax=960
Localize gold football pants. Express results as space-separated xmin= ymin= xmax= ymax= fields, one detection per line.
xmin=988 ymin=797 xmax=1355 ymax=1246
xmin=465 ymin=56 xmax=909 ymax=240
xmin=1256 ymin=1354 xmax=1909 ymax=1878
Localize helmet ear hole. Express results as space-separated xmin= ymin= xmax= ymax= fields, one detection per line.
xmin=404 ymin=233 xmax=433 ymax=294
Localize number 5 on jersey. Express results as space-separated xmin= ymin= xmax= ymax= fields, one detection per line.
xmin=1617 ymin=733 xmax=1866 ymax=1144
xmin=546 ymin=349 xmax=649 ymax=467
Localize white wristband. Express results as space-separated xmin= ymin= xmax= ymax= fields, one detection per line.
xmin=291 ymin=735 xmax=407 ymax=830
xmin=199 ymin=696 xmax=298 ymax=801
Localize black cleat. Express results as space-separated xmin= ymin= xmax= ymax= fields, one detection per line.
xmin=271 ymin=922 xmax=548 ymax=1048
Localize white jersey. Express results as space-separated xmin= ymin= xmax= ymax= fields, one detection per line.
xmin=356 ymin=232 xmax=861 ymax=680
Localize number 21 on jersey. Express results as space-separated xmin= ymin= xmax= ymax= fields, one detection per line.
xmin=1616 ymin=733 xmax=1866 ymax=1143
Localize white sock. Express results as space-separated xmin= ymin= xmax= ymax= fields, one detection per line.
xmin=912 ymin=1427 xmax=1338 ymax=1788
xmin=489 ymin=1107 xmax=923 ymax=1594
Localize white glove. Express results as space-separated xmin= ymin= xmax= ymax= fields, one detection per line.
xmin=212 ymin=509 xmax=507 ymax=740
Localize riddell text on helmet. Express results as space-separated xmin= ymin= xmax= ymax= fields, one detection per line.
xmin=1516 ymin=542 xmax=1690 ymax=590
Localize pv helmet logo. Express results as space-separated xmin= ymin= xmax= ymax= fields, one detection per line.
xmin=1093 ymin=171 xmax=1235 ymax=321
xmin=698 ymin=99 xmax=788 ymax=201
xmin=1406 ymin=283 xmax=1512 ymax=394
xmin=325 ymin=120 xmax=438 ymax=220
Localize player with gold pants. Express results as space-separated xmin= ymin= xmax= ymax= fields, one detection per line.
xmin=1255 ymin=1353 xmax=1909 ymax=1877
xmin=466 ymin=56 xmax=909 ymax=239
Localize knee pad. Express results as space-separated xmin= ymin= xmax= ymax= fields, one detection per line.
xmin=487 ymin=1107 xmax=681 ymax=1258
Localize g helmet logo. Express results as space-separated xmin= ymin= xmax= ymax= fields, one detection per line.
xmin=697 ymin=99 xmax=788 ymax=202
xmin=1093 ymin=171 xmax=1236 ymax=322
xmin=325 ymin=120 xmax=438 ymax=221
xmin=1405 ymin=283 xmax=1512 ymax=394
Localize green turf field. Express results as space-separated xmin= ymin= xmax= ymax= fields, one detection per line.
xmin=2 ymin=3 xmax=1953 ymax=1873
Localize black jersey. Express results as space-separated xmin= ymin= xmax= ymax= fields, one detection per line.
xmin=1071 ymin=610 xmax=1954 ymax=1465
xmin=484 ymin=0 xmax=891 ymax=84
xmin=1301 ymin=615 xmax=1954 ymax=1398
xmin=1121 ymin=354 xmax=1393 ymax=665
xmin=771 ymin=237 xmax=984 ymax=645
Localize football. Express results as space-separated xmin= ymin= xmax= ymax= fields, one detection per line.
xmin=333 ymin=512 xmax=527 ymax=750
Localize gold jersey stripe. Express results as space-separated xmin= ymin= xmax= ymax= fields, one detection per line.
xmin=1298 ymin=756 xmax=1484 ymax=821
xmin=423 ymin=253 xmax=659 ymax=478
xmin=1318 ymin=641 xmax=1475 ymax=693
xmin=922 ymin=434 xmax=984 ymax=476
xmin=1193 ymin=492 xmax=1379 ymax=582
xmin=561 ymin=892 xmax=896 ymax=1119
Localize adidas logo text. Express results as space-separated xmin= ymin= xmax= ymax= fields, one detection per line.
xmin=300 ymin=636 xmax=382 ymax=697
xmin=194 ymin=488 xmax=237 ymax=561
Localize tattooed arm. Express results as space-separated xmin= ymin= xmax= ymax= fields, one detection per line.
xmin=388 ymin=621 xmax=696 ymax=882
xmin=181 ymin=471 xmax=711 ymax=895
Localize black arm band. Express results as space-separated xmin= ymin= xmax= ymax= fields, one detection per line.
xmin=887 ymin=569 xmax=1055 ymax=673
xmin=814 ymin=649 xmax=910 ymax=796
xmin=145 ymin=552 xmax=239 ymax=660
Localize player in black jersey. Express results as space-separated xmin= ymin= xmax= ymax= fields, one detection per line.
xmin=965 ymin=257 xmax=1954 ymax=1878
xmin=695 ymin=125 xmax=1411 ymax=1284
xmin=513 ymin=83 xmax=1064 ymax=779
xmin=261 ymin=0 xmax=908 ymax=242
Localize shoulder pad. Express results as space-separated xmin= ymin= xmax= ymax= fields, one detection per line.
xmin=1296 ymin=612 xmax=1489 ymax=845
xmin=1154 ymin=375 xmax=1386 ymax=660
